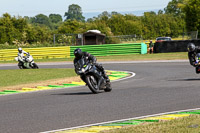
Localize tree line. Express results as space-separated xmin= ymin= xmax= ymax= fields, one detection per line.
xmin=0 ymin=0 xmax=199 ymax=47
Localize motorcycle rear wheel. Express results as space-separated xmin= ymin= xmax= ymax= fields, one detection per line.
xmin=86 ymin=75 xmax=99 ymax=94
xmin=104 ymin=82 xmax=112 ymax=92
xmin=18 ymin=62 xmax=25 ymax=69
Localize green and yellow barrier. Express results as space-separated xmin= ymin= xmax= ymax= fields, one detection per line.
xmin=0 ymin=43 xmax=147 ymax=61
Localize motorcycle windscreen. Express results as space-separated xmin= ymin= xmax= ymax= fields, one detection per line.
xmin=76 ymin=58 xmax=87 ymax=70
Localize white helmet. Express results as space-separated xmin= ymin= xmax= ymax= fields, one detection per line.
xmin=18 ymin=48 xmax=22 ymax=53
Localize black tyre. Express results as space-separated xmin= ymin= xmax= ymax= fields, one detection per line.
xmin=104 ymin=82 xmax=112 ymax=92
xmin=32 ymin=63 xmax=39 ymax=69
xmin=85 ymin=75 xmax=99 ymax=94
xmin=18 ymin=62 xmax=25 ymax=69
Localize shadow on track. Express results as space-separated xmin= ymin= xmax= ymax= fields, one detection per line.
xmin=169 ymin=78 xmax=200 ymax=81
xmin=51 ymin=91 xmax=96 ymax=95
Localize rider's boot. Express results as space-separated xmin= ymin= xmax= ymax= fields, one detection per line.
xmin=102 ymin=70 xmax=110 ymax=82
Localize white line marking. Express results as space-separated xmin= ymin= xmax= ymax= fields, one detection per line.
xmin=0 ymin=60 xmax=188 ymax=67
xmin=40 ymin=108 xmax=200 ymax=133
xmin=102 ymin=60 xmax=188 ymax=64
xmin=108 ymin=70 xmax=136 ymax=83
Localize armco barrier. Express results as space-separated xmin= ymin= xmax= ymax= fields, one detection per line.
xmin=0 ymin=46 xmax=70 ymax=61
xmin=0 ymin=43 xmax=147 ymax=61
xmin=70 ymin=43 xmax=147 ymax=57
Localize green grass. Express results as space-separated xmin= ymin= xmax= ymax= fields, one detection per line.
xmin=0 ymin=52 xmax=188 ymax=64
xmin=0 ymin=68 xmax=76 ymax=87
xmin=101 ymin=115 xmax=200 ymax=133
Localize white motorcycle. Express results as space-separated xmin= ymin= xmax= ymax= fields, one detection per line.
xmin=15 ymin=53 xmax=39 ymax=69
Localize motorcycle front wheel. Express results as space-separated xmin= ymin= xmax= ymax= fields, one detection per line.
xmin=32 ymin=63 xmax=39 ymax=69
xmin=86 ymin=75 xmax=99 ymax=94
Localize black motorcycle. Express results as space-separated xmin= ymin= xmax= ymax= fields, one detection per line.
xmin=75 ymin=57 xmax=112 ymax=94
xmin=195 ymin=53 xmax=200 ymax=74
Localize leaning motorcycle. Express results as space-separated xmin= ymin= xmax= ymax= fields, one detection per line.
xmin=195 ymin=53 xmax=200 ymax=74
xmin=75 ymin=58 xmax=112 ymax=94
xmin=15 ymin=53 xmax=39 ymax=69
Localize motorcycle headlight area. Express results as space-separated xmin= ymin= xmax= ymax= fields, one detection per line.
xmin=81 ymin=68 xmax=86 ymax=73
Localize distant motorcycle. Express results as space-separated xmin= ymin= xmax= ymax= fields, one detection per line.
xmin=75 ymin=57 xmax=112 ymax=94
xmin=195 ymin=53 xmax=200 ymax=74
xmin=15 ymin=53 xmax=39 ymax=69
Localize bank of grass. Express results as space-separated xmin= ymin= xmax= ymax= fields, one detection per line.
xmin=0 ymin=52 xmax=188 ymax=64
xmin=0 ymin=68 xmax=77 ymax=87
xmin=101 ymin=115 xmax=200 ymax=133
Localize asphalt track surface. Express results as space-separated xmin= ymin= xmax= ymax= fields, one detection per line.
xmin=1 ymin=61 xmax=200 ymax=133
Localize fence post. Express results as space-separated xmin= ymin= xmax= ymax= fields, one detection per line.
xmin=53 ymin=34 xmax=56 ymax=45
xmin=141 ymin=43 xmax=147 ymax=54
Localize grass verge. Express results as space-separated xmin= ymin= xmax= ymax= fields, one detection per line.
xmin=101 ymin=115 xmax=200 ymax=133
xmin=0 ymin=68 xmax=78 ymax=91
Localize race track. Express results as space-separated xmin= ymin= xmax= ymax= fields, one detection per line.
xmin=0 ymin=61 xmax=200 ymax=133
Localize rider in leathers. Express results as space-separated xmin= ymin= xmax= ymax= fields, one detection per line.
xmin=73 ymin=48 xmax=110 ymax=83
xmin=18 ymin=47 xmax=28 ymax=62
xmin=187 ymin=43 xmax=200 ymax=73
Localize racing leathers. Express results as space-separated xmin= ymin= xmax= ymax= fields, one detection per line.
xmin=73 ymin=52 xmax=110 ymax=82
xmin=188 ymin=46 xmax=200 ymax=67
xmin=18 ymin=50 xmax=28 ymax=62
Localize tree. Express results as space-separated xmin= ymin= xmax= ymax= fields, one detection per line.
xmin=49 ymin=14 xmax=62 ymax=23
xmin=30 ymin=14 xmax=53 ymax=29
xmin=57 ymin=19 xmax=82 ymax=34
xmin=164 ymin=0 xmax=185 ymax=17
xmin=64 ymin=4 xmax=85 ymax=22
xmin=183 ymin=0 xmax=200 ymax=33
xmin=158 ymin=10 xmax=164 ymax=14
xmin=0 ymin=13 xmax=28 ymax=44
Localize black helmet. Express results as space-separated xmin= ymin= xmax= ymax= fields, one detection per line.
xmin=74 ymin=48 xmax=83 ymax=59
xmin=187 ymin=43 xmax=195 ymax=52
xmin=18 ymin=47 xmax=22 ymax=53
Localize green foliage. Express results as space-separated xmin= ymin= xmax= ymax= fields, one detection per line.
xmin=0 ymin=13 xmax=28 ymax=44
xmin=57 ymin=19 xmax=83 ymax=34
xmin=64 ymin=4 xmax=85 ymax=22
xmin=30 ymin=14 xmax=53 ymax=29
xmin=183 ymin=0 xmax=200 ymax=35
xmin=49 ymin=14 xmax=62 ymax=23
xmin=164 ymin=0 xmax=185 ymax=17
xmin=0 ymin=1 xmax=198 ymax=48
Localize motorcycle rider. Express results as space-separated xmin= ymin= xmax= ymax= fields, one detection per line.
xmin=73 ymin=48 xmax=110 ymax=83
xmin=187 ymin=43 xmax=200 ymax=73
xmin=17 ymin=47 xmax=28 ymax=62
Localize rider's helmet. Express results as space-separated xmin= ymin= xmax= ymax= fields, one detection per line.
xmin=187 ymin=43 xmax=196 ymax=52
xmin=74 ymin=48 xmax=83 ymax=59
xmin=18 ymin=47 xmax=22 ymax=53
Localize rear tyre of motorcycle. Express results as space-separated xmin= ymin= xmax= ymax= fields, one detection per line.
xmin=32 ymin=63 xmax=39 ymax=69
xmin=85 ymin=75 xmax=99 ymax=94
xmin=18 ymin=62 xmax=25 ymax=69
xmin=104 ymin=82 xmax=112 ymax=92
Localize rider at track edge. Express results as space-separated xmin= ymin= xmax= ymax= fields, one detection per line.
xmin=18 ymin=47 xmax=28 ymax=62
xmin=187 ymin=43 xmax=200 ymax=74
xmin=73 ymin=48 xmax=110 ymax=83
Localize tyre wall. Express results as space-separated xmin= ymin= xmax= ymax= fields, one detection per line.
xmin=154 ymin=40 xmax=200 ymax=53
